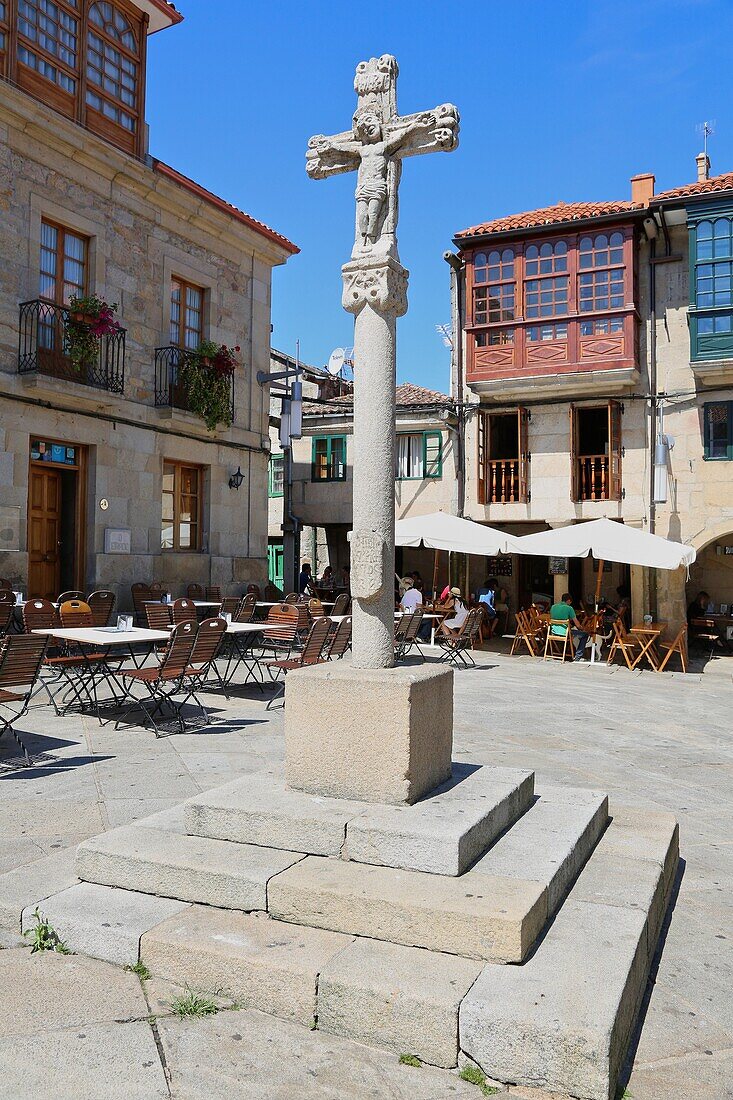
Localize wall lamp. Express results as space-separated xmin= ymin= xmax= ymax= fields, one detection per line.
xmin=228 ymin=465 xmax=245 ymax=491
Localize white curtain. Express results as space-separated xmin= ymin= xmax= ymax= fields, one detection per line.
xmin=396 ymin=434 xmax=422 ymax=479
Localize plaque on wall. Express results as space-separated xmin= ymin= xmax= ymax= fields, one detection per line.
xmin=104 ymin=528 xmax=131 ymax=554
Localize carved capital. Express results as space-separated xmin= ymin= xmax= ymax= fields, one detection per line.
xmin=341 ymin=256 xmax=409 ymax=317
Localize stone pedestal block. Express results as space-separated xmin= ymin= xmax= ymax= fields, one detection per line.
xmin=285 ymin=662 xmax=453 ymax=805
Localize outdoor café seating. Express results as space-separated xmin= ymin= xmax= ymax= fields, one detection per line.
xmin=0 ymin=604 xmax=13 ymax=638
xmin=607 ymin=620 xmax=641 ymax=670
xmin=437 ymin=607 xmax=482 ymax=667
xmin=658 ymin=624 xmax=688 ymax=673
xmin=0 ymin=633 xmax=49 ymax=766
xmin=58 ymin=590 xmax=83 ymax=603
xmin=88 ymin=590 xmax=116 ymax=627
xmin=182 ymin=616 xmax=228 ymax=704
xmin=187 ymin=584 xmax=204 ymax=599
xmin=117 ymin=621 xmax=197 ymax=736
xmin=324 ymin=616 xmax=351 ymax=659
xmin=264 ymin=616 xmax=331 ymax=709
xmin=259 ymin=603 xmax=299 ymax=661
xmin=544 ymin=619 xmax=575 ymax=662
xmin=146 ymin=604 xmax=173 ymax=631
xmin=0 ymin=589 xmax=15 ymax=605
xmin=331 ymin=593 xmax=350 ymax=616
xmin=236 ymin=593 xmax=256 ymax=621
xmin=172 ymin=598 xmax=197 ymax=625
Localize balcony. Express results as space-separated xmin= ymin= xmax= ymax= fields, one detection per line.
xmin=487 ymin=459 xmax=520 ymax=503
xmin=154 ymin=346 xmax=235 ymax=422
xmin=18 ymin=300 xmax=126 ymax=393
xmin=576 ymin=454 xmax=609 ymax=501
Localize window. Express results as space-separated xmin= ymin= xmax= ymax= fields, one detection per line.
xmin=17 ymin=0 xmax=79 ymax=96
xmin=312 ymin=435 xmax=346 ymax=482
xmin=395 ymin=432 xmax=442 ymax=480
xmin=162 ymin=462 xmax=202 ymax=551
xmin=269 ymin=454 xmax=284 ymax=496
xmin=524 ymin=241 xmax=568 ymax=320
xmin=473 ymin=249 xmax=515 ymax=324
xmin=170 ymin=279 xmax=204 ymax=350
xmin=525 ymin=240 xmax=567 ymax=276
xmin=570 ymin=401 xmax=622 ymax=502
xmin=578 ymin=233 xmax=625 ymax=312
xmin=527 ymin=322 xmax=568 ymax=341
xmin=477 ymin=409 xmax=528 ymax=504
xmin=690 ymin=215 xmax=733 ymax=361
xmin=580 ymin=317 xmax=623 ymax=336
xmin=0 ymin=2 xmax=9 ymax=71
xmin=703 ymin=402 xmax=733 ymax=460
xmin=476 ymin=329 xmax=514 ymax=346
xmin=39 ymin=220 xmax=87 ymax=304
xmin=86 ymin=2 xmax=139 ymax=133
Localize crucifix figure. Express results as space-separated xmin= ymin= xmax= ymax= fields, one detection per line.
xmin=306 ymin=56 xmax=459 ymax=669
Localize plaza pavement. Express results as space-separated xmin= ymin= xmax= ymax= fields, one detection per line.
xmin=0 ymin=646 xmax=731 ymax=1099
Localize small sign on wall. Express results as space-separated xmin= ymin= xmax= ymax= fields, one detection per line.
xmin=549 ymin=557 xmax=569 ymax=576
xmin=104 ymin=528 xmax=131 ymax=554
xmin=486 ymin=556 xmax=513 ymax=577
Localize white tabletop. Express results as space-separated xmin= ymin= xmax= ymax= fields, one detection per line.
xmin=32 ymin=627 xmax=171 ymax=645
xmin=162 ymin=621 xmax=264 ymax=635
xmin=256 ymin=600 xmax=336 ymax=608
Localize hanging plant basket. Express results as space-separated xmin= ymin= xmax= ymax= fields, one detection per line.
xmin=180 ymin=340 xmax=240 ymax=432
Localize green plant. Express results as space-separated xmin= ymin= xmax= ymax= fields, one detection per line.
xmin=459 ymin=1064 xmax=500 ymax=1095
xmin=125 ymin=961 xmax=151 ymax=981
xmin=170 ymin=989 xmax=219 ymax=1019
xmin=65 ymin=293 xmax=121 ymax=374
xmin=23 ymin=908 xmax=71 ymax=954
xmin=179 ymin=339 xmax=239 ymax=432
xmin=398 ymin=1053 xmax=422 ymax=1067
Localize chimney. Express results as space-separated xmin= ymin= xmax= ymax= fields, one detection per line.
xmin=696 ymin=152 xmax=710 ymax=182
xmin=631 ymin=172 xmax=655 ymax=204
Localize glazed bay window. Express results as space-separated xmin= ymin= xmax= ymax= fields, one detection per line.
xmin=690 ymin=215 xmax=733 ymax=361
xmin=395 ymin=432 xmax=442 ymax=480
xmin=578 ymin=233 xmax=625 ymax=312
xmin=477 ymin=409 xmax=528 ymax=504
xmin=0 ymin=3 xmax=7 ymax=74
xmin=524 ymin=241 xmax=568 ymax=318
xmin=473 ymin=249 xmax=515 ymax=325
xmin=269 ymin=453 xmax=284 ymax=497
xmin=312 ymin=435 xmax=346 ymax=482
xmin=162 ymin=461 xmax=202 ymax=551
xmin=703 ymin=402 xmax=733 ymax=459
xmin=16 ymin=0 xmax=79 ymax=113
xmin=570 ymin=401 xmax=622 ymax=502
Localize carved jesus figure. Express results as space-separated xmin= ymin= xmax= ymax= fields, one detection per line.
xmin=306 ymin=57 xmax=459 ymax=259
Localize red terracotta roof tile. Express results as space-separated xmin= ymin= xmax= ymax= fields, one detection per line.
xmin=455 ymin=199 xmax=643 ymax=239
xmin=655 ymin=171 xmax=733 ymax=201
xmin=302 ymin=382 xmax=451 ymax=416
xmin=153 ymin=161 xmax=299 ymax=255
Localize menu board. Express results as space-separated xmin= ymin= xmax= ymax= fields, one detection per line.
xmin=486 ymin=556 xmax=512 ymax=577
xmin=30 ymin=440 xmax=77 ymax=465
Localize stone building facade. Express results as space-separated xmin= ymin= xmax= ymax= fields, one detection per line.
xmin=0 ymin=1 xmax=297 ymax=607
xmin=267 ymin=350 xmax=458 ymax=593
xmin=451 ymin=161 xmax=733 ymax=629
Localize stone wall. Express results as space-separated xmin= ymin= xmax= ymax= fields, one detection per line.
xmin=0 ymin=81 xmax=291 ymax=606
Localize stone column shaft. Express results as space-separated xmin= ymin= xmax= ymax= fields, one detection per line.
xmin=351 ymin=302 xmax=396 ymax=668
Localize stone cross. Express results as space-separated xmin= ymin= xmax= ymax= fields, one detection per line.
xmin=306 ymin=55 xmax=459 ymax=668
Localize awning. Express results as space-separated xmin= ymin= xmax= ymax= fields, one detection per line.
xmin=512 ymin=518 xmax=696 ymax=570
xmin=395 ymin=512 xmax=521 ymax=556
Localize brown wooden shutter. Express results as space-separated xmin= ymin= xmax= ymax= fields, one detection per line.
xmin=517 ymin=407 xmax=529 ymax=503
xmin=569 ymin=404 xmax=578 ymax=501
xmin=477 ymin=410 xmax=488 ymax=505
xmin=608 ymin=399 xmax=622 ymax=501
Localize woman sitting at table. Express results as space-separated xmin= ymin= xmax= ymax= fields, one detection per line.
xmin=438 ymin=587 xmax=468 ymax=637
xmin=319 ymin=565 xmax=335 ymax=591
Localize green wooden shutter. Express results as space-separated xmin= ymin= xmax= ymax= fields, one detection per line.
xmin=424 ymin=432 xmax=443 ymax=478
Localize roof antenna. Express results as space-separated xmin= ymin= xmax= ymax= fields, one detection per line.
xmin=695 ymin=120 xmax=715 ymax=180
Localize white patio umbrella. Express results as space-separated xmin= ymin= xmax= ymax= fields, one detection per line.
xmin=513 ymin=518 xmax=696 ymax=603
xmin=395 ymin=511 xmax=521 ymax=598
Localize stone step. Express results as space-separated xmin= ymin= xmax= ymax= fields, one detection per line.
xmin=21 ymin=882 xmax=190 ymax=966
xmin=459 ymin=806 xmax=679 ymax=1100
xmin=268 ymin=854 xmax=548 ymax=962
xmin=317 ymin=936 xmax=483 ymax=1069
xmin=140 ymin=905 xmax=353 ymax=1027
xmin=76 ymin=824 xmax=304 ymax=911
xmin=184 ymin=763 xmax=535 ymax=877
xmin=471 ymin=783 xmax=608 ymax=914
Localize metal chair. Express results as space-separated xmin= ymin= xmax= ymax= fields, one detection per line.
xmin=0 ymin=634 xmax=49 ymax=766
xmin=219 ymin=596 xmax=241 ymax=617
xmin=182 ymin=616 xmax=229 ymax=707
xmin=205 ymin=586 xmax=222 ymax=602
xmin=117 ymin=621 xmax=197 ymax=736
xmin=87 ymin=590 xmax=116 ymax=627
xmin=258 ymin=603 xmax=299 ymax=661
xmin=146 ymin=603 xmax=173 ymax=630
xmin=59 ymin=599 xmax=94 ymax=628
xmin=246 ymin=583 xmax=261 ymax=602
xmin=331 ymin=593 xmax=350 ymax=616
xmin=58 ymin=590 xmax=83 ymax=603
xmin=0 ymin=604 xmax=14 ymax=638
xmin=235 ymin=593 xmax=256 ymax=622
xmin=187 ymin=584 xmax=204 ymax=599
xmin=437 ymin=608 xmax=481 ymax=668
xmin=172 ymin=598 xmax=197 ymax=625
xmin=399 ymin=606 xmax=426 ymax=662
xmin=284 ymin=593 xmax=299 ymax=604
xmin=264 ymin=617 xmax=331 ymax=709
xmin=308 ymin=598 xmax=325 ymax=618
xmin=325 ymin=616 xmax=351 ymax=659
xmin=131 ymin=583 xmax=151 ymax=625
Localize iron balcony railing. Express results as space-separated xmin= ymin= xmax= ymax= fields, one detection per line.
xmin=18 ymin=300 xmax=125 ymax=393
xmin=154 ymin=345 xmax=235 ymax=421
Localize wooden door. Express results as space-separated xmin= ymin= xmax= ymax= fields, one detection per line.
xmin=28 ymin=467 xmax=62 ymax=600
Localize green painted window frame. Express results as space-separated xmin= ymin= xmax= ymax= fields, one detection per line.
xmin=703 ymin=401 xmax=733 ymax=460
xmin=268 ymin=543 xmax=284 ymax=589
xmin=268 ymin=454 xmax=284 ymax=497
xmin=688 ymin=204 xmax=733 ymax=363
xmin=395 ymin=431 xmax=443 ymax=481
xmin=311 ymin=434 xmax=347 ymax=482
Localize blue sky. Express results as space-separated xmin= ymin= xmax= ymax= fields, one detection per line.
xmin=147 ymin=0 xmax=733 ymax=393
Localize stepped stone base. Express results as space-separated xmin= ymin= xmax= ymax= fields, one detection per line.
xmin=65 ymin=763 xmax=678 ymax=1100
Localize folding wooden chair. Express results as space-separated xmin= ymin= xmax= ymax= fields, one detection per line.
xmin=172 ymin=598 xmax=197 ymax=625
xmin=394 ymin=612 xmax=412 ymax=661
xmin=258 ymin=603 xmax=299 ymax=660
xmin=510 ymin=610 xmax=540 ymax=657
xmin=146 ymin=603 xmax=173 ymax=630
xmin=325 ymin=616 xmax=351 ymax=659
xmin=87 ymin=590 xmax=116 ymax=626
xmin=657 ymin=624 xmax=688 ymax=673
xmin=308 ymin=598 xmax=325 ymax=618
xmin=264 ymin=617 xmax=331 ymax=709
xmin=544 ymin=620 xmax=575 ymax=662
xmin=117 ymin=621 xmax=197 ymax=736
xmin=205 ymin=586 xmax=222 ymax=602
xmin=187 ymin=584 xmax=204 ymax=599
xmin=0 ymin=579 xmax=12 ymax=590
xmin=332 ymin=593 xmax=350 ymax=616
xmin=0 ymin=604 xmax=13 ymax=638
xmin=246 ymin=584 xmax=261 ymax=601
xmin=0 ymin=589 xmax=16 ymax=606
xmin=0 ymin=634 xmax=49 ymax=766
xmin=58 ymin=590 xmax=83 ymax=603
xmin=607 ymin=620 xmax=640 ymax=670
xmin=235 ymin=594 xmax=256 ymax=622
xmin=220 ymin=596 xmax=241 ymax=617
xmin=437 ymin=609 xmax=480 ymax=667
xmin=181 ymin=616 xmax=229 ymax=709
xmin=284 ymin=593 xmax=299 ymax=604
xmin=399 ymin=607 xmax=426 ymax=662
xmin=131 ymin=583 xmax=151 ymax=625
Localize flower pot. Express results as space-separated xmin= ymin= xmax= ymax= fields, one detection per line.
xmin=200 ymin=357 xmax=212 ymax=367
xmin=69 ymin=311 xmax=96 ymax=325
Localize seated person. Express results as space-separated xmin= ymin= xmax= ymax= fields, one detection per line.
xmin=439 ymin=588 xmax=468 ymax=637
xmin=687 ymin=590 xmax=711 ymax=623
xmin=319 ymin=566 xmax=335 ymax=591
xmin=476 ymin=577 xmax=499 ymax=637
xmin=298 ymin=562 xmax=314 ymax=596
xmin=549 ymin=593 xmax=588 ymax=661
xmin=399 ymin=577 xmax=423 ymax=612
xmin=688 ymin=590 xmax=732 ymax=652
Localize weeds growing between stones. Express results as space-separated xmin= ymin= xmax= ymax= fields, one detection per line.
xmin=23 ymin=908 xmax=70 ymax=954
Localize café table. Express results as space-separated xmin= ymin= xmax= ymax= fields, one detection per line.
xmin=629 ymin=622 xmax=667 ymax=671
xmin=31 ymin=625 xmax=171 ymax=721
xmin=160 ymin=619 xmax=265 ymax=687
